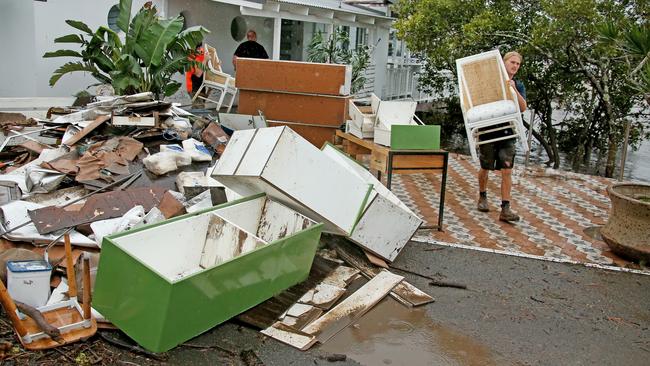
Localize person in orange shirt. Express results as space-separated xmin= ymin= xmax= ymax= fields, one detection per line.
xmin=186 ymin=43 xmax=207 ymax=106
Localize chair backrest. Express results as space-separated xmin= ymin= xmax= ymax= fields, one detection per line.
xmin=202 ymin=43 xmax=231 ymax=85
xmin=204 ymin=44 xmax=223 ymax=73
xmin=456 ymin=51 xmax=509 ymax=110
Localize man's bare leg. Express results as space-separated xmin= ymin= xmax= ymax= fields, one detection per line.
xmin=477 ymin=168 xmax=490 ymax=212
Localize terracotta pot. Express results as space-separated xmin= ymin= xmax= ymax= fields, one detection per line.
xmin=601 ymin=183 xmax=650 ymax=262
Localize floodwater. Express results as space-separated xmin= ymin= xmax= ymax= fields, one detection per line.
xmin=320 ymin=297 xmax=496 ymax=366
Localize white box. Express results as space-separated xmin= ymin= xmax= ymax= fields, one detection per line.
xmin=7 ymin=260 xmax=52 ymax=307
xmin=373 ymin=100 xmax=418 ymax=146
xmin=212 ymin=126 xmax=422 ymax=262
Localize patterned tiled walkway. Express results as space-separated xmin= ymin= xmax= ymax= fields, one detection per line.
xmin=390 ymin=153 xmax=647 ymax=272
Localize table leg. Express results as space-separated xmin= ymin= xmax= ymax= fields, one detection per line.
xmin=437 ymin=153 xmax=448 ymax=231
xmin=387 ymin=152 xmax=394 ymax=189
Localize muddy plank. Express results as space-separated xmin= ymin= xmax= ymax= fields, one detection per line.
xmin=237 ymin=255 xmax=339 ymax=329
xmin=329 ymin=234 xmax=435 ymax=306
xmin=280 ymin=304 xmax=323 ymax=329
xmin=298 ymin=283 xmax=347 ymax=310
xmin=261 ymin=322 xmax=317 ymax=351
xmin=302 ymin=270 xmax=403 ymax=342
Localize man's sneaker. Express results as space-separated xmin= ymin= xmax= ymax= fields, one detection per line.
xmin=499 ymin=206 xmax=520 ymax=222
xmin=477 ymin=196 xmax=490 ymax=212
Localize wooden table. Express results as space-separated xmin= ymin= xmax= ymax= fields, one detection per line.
xmin=335 ymin=130 xmax=448 ymax=231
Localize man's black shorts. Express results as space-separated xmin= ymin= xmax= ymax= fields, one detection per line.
xmin=479 ymin=139 xmax=516 ymax=170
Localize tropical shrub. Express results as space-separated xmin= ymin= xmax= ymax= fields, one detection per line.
xmin=44 ymin=0 xmax=209 ymax=98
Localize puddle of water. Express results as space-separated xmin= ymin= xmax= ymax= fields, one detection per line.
xmin=319 ymin=297 xmax=496 ymax=366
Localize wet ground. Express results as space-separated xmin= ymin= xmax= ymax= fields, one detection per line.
xmin=1 ymin=229 xmax=648 ymax=366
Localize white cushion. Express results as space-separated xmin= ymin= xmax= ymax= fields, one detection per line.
xmin=466 ymin=100 xmax=517 ymax=123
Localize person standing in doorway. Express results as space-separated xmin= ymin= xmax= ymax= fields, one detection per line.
xmin=476 ymin=51 xmax=527 ymax=223
xmin=232 ymin=30 xmax=269 ymax=70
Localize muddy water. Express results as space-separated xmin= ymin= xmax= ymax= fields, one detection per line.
xmin=319 ymin=298 xmax=496 ymax=366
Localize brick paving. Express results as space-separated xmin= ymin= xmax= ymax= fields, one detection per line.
xmin=390 ymin=153 xmax=647 ymax=272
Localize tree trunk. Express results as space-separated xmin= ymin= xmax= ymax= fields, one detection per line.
xmin=605 ymin=137 xmax=618 ymax=177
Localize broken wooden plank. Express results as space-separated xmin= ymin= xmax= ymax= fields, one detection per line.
xmin=238 ymin=90 xmax=349 ymax=127
xmin=235 ymin=58 xmax=351 ymax=96
xmin=237 ymin=255 xmax=339 ymax=329
xmin=320 ymin=265 xmax=360 ymax=288
xmin=261 ymin=322 xmax=317 ymax=351
xmin=302 ymin=270 xmax=403 ymax=342
xmin=330 ymin=235 xmax=435 ymax=307
xmin=280 ymin=304 xmax=323 ymax=329
xmin=298 ymin=283 xmax=346 ymax=310
xmin=62 ymin=115 xmax=110 ymax=146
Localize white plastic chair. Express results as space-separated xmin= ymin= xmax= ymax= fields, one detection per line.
xmin=192 ymin=44 xmax=237 ymax=112
xmin=456 ymin=50 xmax=528 ymax=161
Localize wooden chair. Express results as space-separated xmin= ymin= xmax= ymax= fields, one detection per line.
xmin=456 ymin=50 xmax=528 ymax=161
xmin=192 ymin=44 xmax=237 ymax=112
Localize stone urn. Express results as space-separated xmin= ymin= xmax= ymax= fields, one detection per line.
xmin=601 ymin=183 xmax=650 ymax=262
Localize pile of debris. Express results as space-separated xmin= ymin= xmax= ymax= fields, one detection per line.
xmin=0 ymin=60 xmax=437 ymax=358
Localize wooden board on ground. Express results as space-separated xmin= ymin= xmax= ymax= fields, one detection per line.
xmin=235 ymin=58 xmax=351 ymax=96
xmin=237 ymin=255 xmax=339 ymax=329
xmin=238 ymin=90 xmax=349 ymax=127
xmin=302 ymin=270 xmax=403 ymax=343
xmin=261 ymin=322 xmax=317 ymax=351
xmin=330 ymin=235 xmax=435 ymax=307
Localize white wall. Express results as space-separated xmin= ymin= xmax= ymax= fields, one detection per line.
xmin=0 ymin=0 xmax=37 ymax=97
xmin=168 ymin=0 xmax=273 ymax=77
xmin=0 ymin=0 xmax=164 ymax=98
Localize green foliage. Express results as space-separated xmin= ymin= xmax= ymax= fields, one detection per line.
xmin=393 ymin=0 xmax=649 ymax=177
xmin=44 ymin=0 xmax=208 ymax=98
xmin=307 ymin=29 xmax=371 ymax=94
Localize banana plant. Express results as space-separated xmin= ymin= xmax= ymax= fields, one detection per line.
xmin=44 ymin=0 xmax=208 ymax=98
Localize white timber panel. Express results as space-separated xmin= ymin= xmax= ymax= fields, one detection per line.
xmin=350 ymin=194 xmax=423 ymax=262
xmin=236 ymin=126 xmax=284 ymax=176
xmin=213 ymin=129 xmax=256 ymax=175
xmin=260 ymin=127 xmax=371 ymax=233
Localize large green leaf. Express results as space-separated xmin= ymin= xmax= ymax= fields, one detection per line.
xmin=117 ymin=0 xmax=132 ymax=33
xmin=110 ymin=72 xmax=141 ymax=94
xmin=43 ymin=49 xmax=83 ymax=58
xmin=125 ymin=5 xmax=157 ymax=55
xmin=54 ymin=34 xmax=84 ymax=44
xmin=178 ymin=25 xmax=210 ymax=49
xmin=65 ymin=20 xmax=93 ymax=35
xmin=49 ymin=62 xmax=97 ymax=86
xmin=163 ymin=81 xmax=181 ymax=97
xmin=136 ymin=17 xmax=184 ymax=67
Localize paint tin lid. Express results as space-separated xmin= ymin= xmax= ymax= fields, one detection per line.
xmin=6 ymin=260 xmax=52 ymax=273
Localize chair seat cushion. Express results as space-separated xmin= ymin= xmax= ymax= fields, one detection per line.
xmin=466 ymin=100 xmax=517 ymax=123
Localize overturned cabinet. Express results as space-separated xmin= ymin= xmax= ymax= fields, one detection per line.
xmin=93 ymin=193 xmax=322 ymax=353
xmin=212 ymin=127 xmax=422 ymax=263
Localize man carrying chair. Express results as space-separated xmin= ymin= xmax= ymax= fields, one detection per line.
xmin=476 ymin=51 xmax=527 ymax=223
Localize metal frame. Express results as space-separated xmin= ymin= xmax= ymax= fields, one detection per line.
xmin=386 ymin=149 xmax=448 ymax=231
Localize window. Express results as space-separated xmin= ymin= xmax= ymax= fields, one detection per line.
xmin=355 ymin=28 xmax=368 ymax=49
xmin=231 ymin=16 xmax=247 ymax=42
